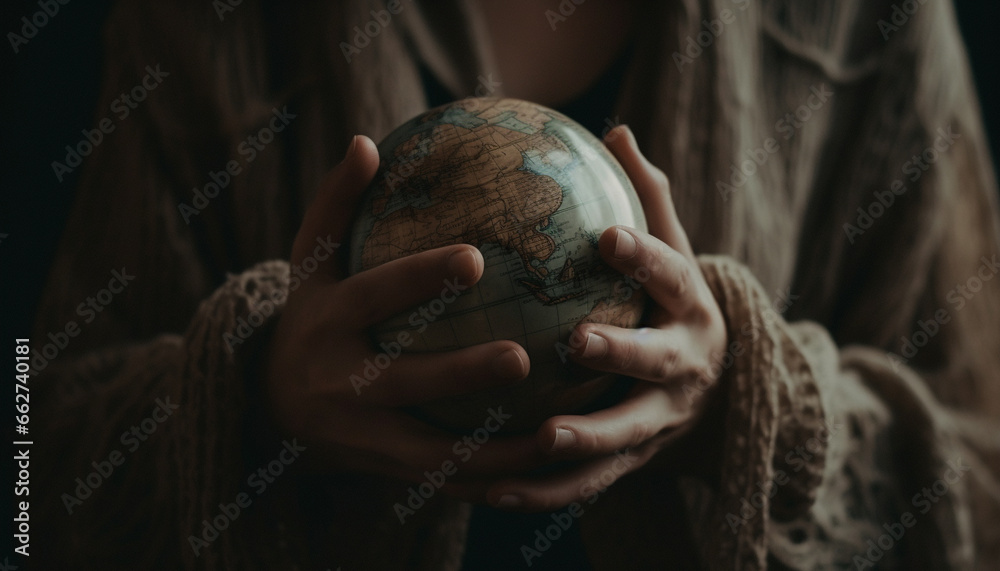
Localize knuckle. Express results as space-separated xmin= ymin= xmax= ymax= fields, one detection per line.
xmin=664 ymin=257 xmax=692 ymax=299
xmin=653 ymin=346 xmax=681 ymax=380
xmin=629 ymin=420 xmax=654 ymax=447
xmin=640 ymin=250 xmax=664 ymax=283
xmin=688 ymin=293 xmax=723 ymax=327
xmin=651 ymin=166 xmax=671 ymax=192
xmin=610 ymin=337 xmax=638 ymax=372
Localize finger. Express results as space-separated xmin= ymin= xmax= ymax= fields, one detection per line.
xmin=485 ymin=447 xmax=652 ymax=512
xmin=335 ymin=244 xmax=484 ymax=329
xmin=537 ymin=383 xmax=691 ymax=458
xmin=598 ymin=226 xmax=707 ymax=317
xmin=567 ymin=322 xmax=707 ymax=382
xmin=354 ymin=341 xmax=529 ymax=406
xmin=604 ymin=125 xmax=693 ymax=258
xmin=292 ymin=134 xmax=380 ymax=269
xmin=314 ymin=406 xmax=548 ymax=478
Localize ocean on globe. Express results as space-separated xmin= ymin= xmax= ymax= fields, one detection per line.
xmin=348 ymin=97 xmax=647 ymax=433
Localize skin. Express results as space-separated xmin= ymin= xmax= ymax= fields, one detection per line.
xmin=264 ymin=0 xmax=729 ymax=512
xmin=477 ymin=0 xmax=637 ymax=106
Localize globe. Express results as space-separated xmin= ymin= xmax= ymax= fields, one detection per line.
xmin=348 ymin=97 xmax=647 ymax=433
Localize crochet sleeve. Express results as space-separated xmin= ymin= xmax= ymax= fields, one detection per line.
xmin=32 ymin=261 xmax=294 ymax=569
xmin=687 ymin=256 xmax=997 ymax=570
xmin=580 ymin=254 xmax=999 ymax=571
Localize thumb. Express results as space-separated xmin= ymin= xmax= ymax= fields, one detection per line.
xmin=291 ymin=135 xmax=380 ymax=270
xmin=604 ymin=126 xmax=693 ymax=259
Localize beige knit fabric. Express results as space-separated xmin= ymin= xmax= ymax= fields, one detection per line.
xmin=31 ymin=0 xmax=1000 ymax=569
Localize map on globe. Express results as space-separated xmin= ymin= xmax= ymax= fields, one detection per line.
xmin=349 ymin=98 xmax=647 ymax=374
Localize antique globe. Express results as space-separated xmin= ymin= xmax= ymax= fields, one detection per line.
xmin=349 ymin=97 xmax=647 ymax=433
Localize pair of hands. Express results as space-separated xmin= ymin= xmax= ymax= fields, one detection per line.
xmin=263 ymin=126 xmax=727 ymax=512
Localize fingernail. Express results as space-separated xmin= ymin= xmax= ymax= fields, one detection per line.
xmin=551 ymin=428 xmax=577 ymax=451
xmin=581 ymin=333 xmax=608 ymax=359
xmin=613 ymin=228 xmax=637 ymax=259
xmin=625 ymin=124 xmax=638 ymax=147
xmin=605 ymin=124 xmax=630 ymax=143
xmin=344 ymin=135 xmax=359 ymax=161
xmin=492 ymin=349 xmax=526 ymax=380
xmin=494 ymin=494 xmax=521 ymax=509
xmin=448 ymin=248 xmax=477 ymax=279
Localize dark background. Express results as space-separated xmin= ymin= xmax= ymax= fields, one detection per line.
xmin=1 ymin=0 xmax=998 ymax=563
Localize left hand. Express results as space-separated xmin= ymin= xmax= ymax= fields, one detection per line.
xmin=448 ymin=125 xmax=729 ymax=512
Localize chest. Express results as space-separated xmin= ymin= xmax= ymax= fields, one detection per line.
xmin=476 ymin=0 xmax=637 ymax=106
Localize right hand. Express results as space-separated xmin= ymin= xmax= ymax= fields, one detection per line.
xmin=263 ymin=135 xmax=544 ymax=483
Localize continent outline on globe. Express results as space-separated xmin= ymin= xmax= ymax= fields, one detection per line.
xmin=348 ymin=97 xmax=648 ymax=432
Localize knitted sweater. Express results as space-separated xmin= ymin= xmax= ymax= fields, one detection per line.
xmin=31 ymin=0 xmax=1000 ymax=569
